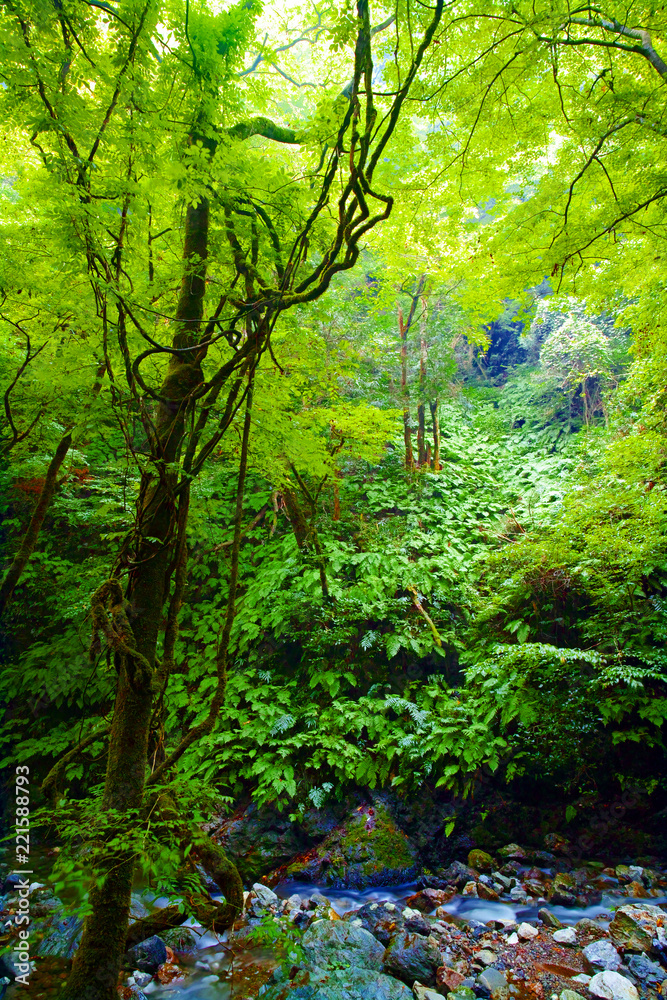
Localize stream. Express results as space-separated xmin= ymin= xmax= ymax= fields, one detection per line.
xmin=129 ymin=878 xmax=667 ymax=1000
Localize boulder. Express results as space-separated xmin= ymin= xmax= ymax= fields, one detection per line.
xmin=259 ymin=966 xmax=412 ymax=999
xmin=549 ymin=873 xmax=577 ymax=907
xmin=467 ymin=851 xmax=494 ymax=873
xmin=302 ymin=919 xmax=384 ymax=971
xmin=498 ymin=844 xmax=529 ymax=861
xmin=626 ymin=953 xmax=667 ymax=983
xmin=439 ymin=862 xmax=479 ymax=889
xmin=588 ymin=971 xmax=639 ymax=1000
xmin=272 ymin=803 xmax=419 ymax=889
xmin=403 ymin=909 xmax=432 ymax=936
xmin=384 ymin=932 xmax=442 ymax=987
xmin=583 ymin=940 xmax=621 ymax=973
xmin=124 ymin=935 xmax=167 ymax=974
xmin=253 ymin=882 xmax=279 ymax=907
xmin=343 ymin=901 xmax=406 ymax=946
xmin=477 ymin=883 xmax=500 ymax=902
xmin=609 ymin=904 xmax=664 ymax=953
xmin=161 ymin=926 xmax=198 ymax=964
xmin=407 ymin=889 xmax=454 ymax=914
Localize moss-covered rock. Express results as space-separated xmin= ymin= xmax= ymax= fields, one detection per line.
xmin=269 ymin=803 xmax=419 ymax=889
xmin=467 ymin=849 xmax=494 ymax=872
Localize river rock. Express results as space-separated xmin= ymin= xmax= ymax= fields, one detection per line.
xmin=498 ymin=844 xmax=529 ymax=860
xmin=35 ymin=913 xmax=84 ymax=959
xmin=436 ymin=967 xmax=465 ymax=991
xmin=550 ymin=873 xmax=577 ymax=907
xmin=461 ymin=882 xmax=478 ymax=897
xmin=560 ymin=992 xmax=586 ymax=1000
xmin=161 ymin=926 xmax=198 ymax=963
xmin=588 ymin=971 xmax=639 ymax=1000
xmin=517 ymin=923 xmax=538 ymax=940
xmin=553 ymin=928 xmax=577 ymax=946
xmin=260 ymin=966 xmax=412 ymax=999
xmin=626 ymin=953 xmax=667 ymax=982
xmin=439 ymin=862 xmax=479 ymax=889
xmin=384 ymin=931 xmax=442 ymax=987
xmin=253 ymin=882 xmax=279 ymax=907
xmin=583 ymin=940 xmax=621 ymax=972
xmin=273 ymin=802 xmax=419 ymax=888
xmin=414 ymin=984 xmax=446 ymax=1000
xmin=403 ymin=909 xmax=432 ymax=936
xmin=468 ymin=850 xmax=494 ymax=872
xmin=539 ymin=908 xmax=563 ymax=928
xmin=477 ymin=968 xmax=508 ymax=998
xmin=407 ymin=889 xmax=454 ymax=913
xmin=125 ymin=935 xmax=167 ymax=974
xmin=609 ymin=904 xmax=664 ymax=953
xmin=343 ymin=901 xmax=406 ymax=946
xmin=477 ymin=883 xmax=500 ymax=902
xmin=303 ymin=919 xmax=384 ymax=971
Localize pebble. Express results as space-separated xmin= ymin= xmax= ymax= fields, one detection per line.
xmin=413 ymin=984 xmax=446 ymax=1000
xmin=506 ymin=933 xmax=519 ymax=945
xmin=560 ymin=992 xmax=586 ymax=1000
xmin=252 ymin=882 xmax=278 ymax=906
xmin=476 ymin=949 xmax=496 ymax=966
xmin=553 ymin=927 xmax=577 ymax=946
xmin=583 ymin=940 xmax=622 ymax=972
xmin=517 ymin=922 xmax=539 ymax=940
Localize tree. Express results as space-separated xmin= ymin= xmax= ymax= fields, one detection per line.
xmin=0 ymin=0 xmax=445 ymax=996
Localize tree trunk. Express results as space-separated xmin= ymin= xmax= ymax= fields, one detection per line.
xmin=429 ymin=398 xmax=440 ymax=470
xmin=62 ymin=200 xmax=209 ymax=1000
xmin=0 ymin=430 xmax=71 ymax=616
xmin=417 ymin=403 xmax=426 ymax=466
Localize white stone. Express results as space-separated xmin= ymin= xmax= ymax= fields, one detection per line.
xmin=350 ymin=919 xmax=363 ymax=927
xmin=413 ymin=983 xmax=447 ymax=1000
xmin=402 ymin=907 xmax=422 ymax=919
xmin=518 ymin=922 xmax=539 ymax=940
xmin=553 ymin=927 xmax=577 ymax=946
xmin=571 ymin=975 xmax=591 ymax=985
xmin=252 ymin=882 xmax=278 ymax=906
xmin=385 ymin=902 xmax=396 ymax=911
xmin=462 ymin=881 xmax=478 ymax=896
xmin=506 ymin=932 xmax=519 ymax=944
xmin=370 ymin=903 xmax=378 ymax=911
xmin=589 ymin=971 xmax=639 ymax=1000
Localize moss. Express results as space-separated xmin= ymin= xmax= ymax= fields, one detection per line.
xmin=283 ymin=803 xmax=418 ymax=888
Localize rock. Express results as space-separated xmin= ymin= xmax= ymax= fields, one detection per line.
xmin=477 ymin=883 xmax=500 ymax=902
xmin=253 ymin=882 xmax=279 ymax=906
xmin=609 ymin=904 xmax=664 ymax=953
xmin=544 ymin=833 xmax=571 ymax=855
xmin=539 ymin=908 xmax=563 ymax=929
xmin=553 ymin=928 xmax=577 ymax=946
xmin=477 ymin=968 xmax=508 ymax=998
xmin=524 ymin=880 xmax=544 ymax=897
xmin=461 ymin=882 xmax=478 ymax=897
xmin=468 ymin=851 xmax=494 ymax=873
xmin=498 ymin=844 xmax=529 ymax=860
xmin=436 ymin=967 xmax=465 ymax=992
xmin=270 ymin=966 xmax=413 ymax=999
xmin=475 ymin=951 xmax=496 ymax=967
xmin=576 ymin=918 xmax=607 ymax=940
xmin=129 ymin=895 xmax=149 ymax=923
xmin=384 ymin=932 xmax=442 ymax=987
xmin=560 ymin=992 xmax=586 ymax=1000
xmin=517 ymin=923 xmax=538 ymax=940
xmin=626 ymin=953 xmax=667 ymax=982
xmin=509 ymin=887 xmax=527 ymax=903
xmin=161 ymin=926 xmax=198 ymax=964
xmin=448 ymin=989 xmax=476 ymax=1000
xmin=403 ymin=910 xmax=432 ymax=936
xmin=343 ymin=901 xmax=406 ymax=946
xmin=626 ymin=880 xmax=648 ymax=898
xmin=125 ymin=935 xmax=167 ymax=974
xmin=407 ymin=889 xmax=454 ymax=913
xmin=583 ymin=940 xmax=621 ymax=973
xmin=414 ymin=984 xmax=447 ymax=1000
xmin=35 ymin=913 xmax=84 ymax=959
xmin=129 ymin=971 xmax=153 ymax=988
xmin=440 ymin=862 xmax=479 ymax=889
xmin=550 ymin=873 xmax=577 ymax=907
xmin=303 ymin=919 xmax=384 ymax=971
xmin=492 ymin=873 xmax=512 ymax=891
xmin=588 ymin=971 xmax=639 ymax=1000
xmin=506 ymin=934 xmax=519 ymax=945
xmin=156 ymin=962 xmax=186 ymax=984
xmin=273 ymin=803 xmax=419 ymax=889
xmin=571 ymin=974 xmax=591 ymax=985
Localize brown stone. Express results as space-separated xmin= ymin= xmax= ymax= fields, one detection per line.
xmin=626 ymin=880 xmax=648 ymax=898
xmin=477 ymin=882 xmax=500 ymax=901
xmin=609 ymin=904 xmax=663 ymax=953
xmin=407 ymin=888 xmax=455 ymax=913
xmin=436 ymin=966 xmax=465 ymax=993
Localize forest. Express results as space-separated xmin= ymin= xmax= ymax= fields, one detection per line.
xmin=1 ymin=1 xmax=666 ymax=1000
